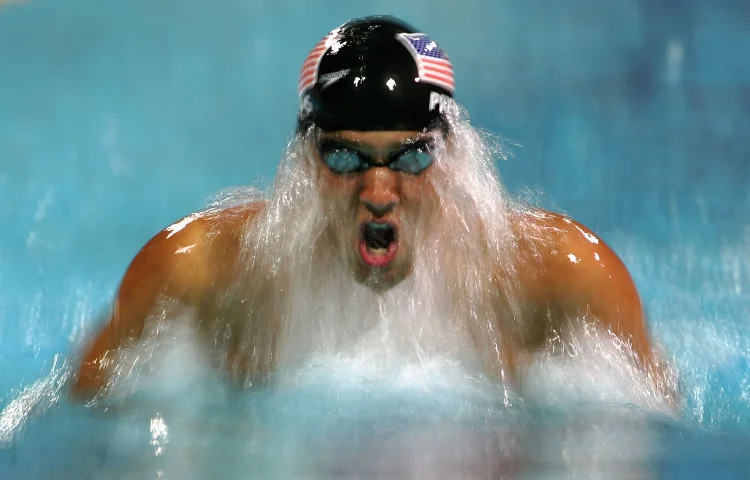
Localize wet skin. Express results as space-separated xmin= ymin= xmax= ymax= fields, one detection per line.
xmin=314 ymin=130 xmax=440 ymax=289
xmin=71 ymin=130 xmax=667 ymax=401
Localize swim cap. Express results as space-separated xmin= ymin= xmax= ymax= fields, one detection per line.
xmin=297 ymin=16 xmax=456 ymax=132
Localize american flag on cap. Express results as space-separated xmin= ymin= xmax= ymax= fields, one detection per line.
xmin=396 ymin=33 xmax=455 ymax=93
xmin=298 ymin=29 xmax=344 ymax=96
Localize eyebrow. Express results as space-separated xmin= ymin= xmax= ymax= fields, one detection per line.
xmin=318 ymin=136 xmax=430 ymax=157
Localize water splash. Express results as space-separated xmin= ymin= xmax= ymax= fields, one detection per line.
xmin=85 ymin=101 xmax=675 ymax=412
xmin=0 ymin=103 xmax=695 ymax=478
xmin=0 ymin=355 xmax=69 ymax=446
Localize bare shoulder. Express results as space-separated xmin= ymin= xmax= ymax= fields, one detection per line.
xmin=124 ymin=201 xmax=266 ymax=302
xmin=507 ymin=208 xmax=645 ymax=350
xmin=509 ymin=208 xmax=629 ymax=279
xmin=506 ymin=209 xmax=677 ymax=403
xmin=71 ymin=201 xmax=266 ymax=399
xmin=150 ymin=201 xmax=264 ymax=249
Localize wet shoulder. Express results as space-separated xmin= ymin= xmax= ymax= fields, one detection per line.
xmin=510 ymin=208 xmax=615 ymax=264
xmin=148 ymin=201 xmax=264 ymax=252
xmin=509 ymin=207 xmax=631 ymax=291
xmin=125 ymin=201 xmax=266 ymax=295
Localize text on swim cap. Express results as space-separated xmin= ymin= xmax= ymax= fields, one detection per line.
xmin=318 ymin=69 xmax=350 ymax=90
xmin=429 ymin=91 xmax=454 ymax=114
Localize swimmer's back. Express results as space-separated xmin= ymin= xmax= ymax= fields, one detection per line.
xmin=71 ymin=201 xmax=265 ymax=399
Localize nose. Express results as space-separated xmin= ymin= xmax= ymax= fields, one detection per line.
xmin=362 ymin=200 xmax=396 ymax=217
xmin=359 ymin=168 xmax=399 ymax=217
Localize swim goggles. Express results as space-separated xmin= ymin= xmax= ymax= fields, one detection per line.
xmin=317 ymin=138 xmax=434 ymax=175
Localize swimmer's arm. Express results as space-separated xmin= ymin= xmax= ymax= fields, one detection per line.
xmin=540 ymin=214 xmax=681 ymax=391
xmin=70 ymin=203 xmax=265 ymax=400
xmin=547 ymin=217 xmax=652 ymax=360
xmin=70 ymin=217 xmax=217 ymax=400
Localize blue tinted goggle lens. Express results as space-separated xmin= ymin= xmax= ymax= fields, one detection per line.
xmin=319 ymin=142 xmax=434 ymax=175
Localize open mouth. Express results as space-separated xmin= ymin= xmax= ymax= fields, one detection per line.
xmin=359 ymin=222 xmax=399 ymax=268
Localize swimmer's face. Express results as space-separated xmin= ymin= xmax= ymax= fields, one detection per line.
xmin=313 ymin=130 xmax=440 ymax=289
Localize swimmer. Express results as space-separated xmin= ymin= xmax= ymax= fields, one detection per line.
xmin=71 ymin=16 xmax=673 ymax=402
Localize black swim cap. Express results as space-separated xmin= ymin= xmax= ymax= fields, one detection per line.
xmin=297 ymin=16 xmax=456 ymax=132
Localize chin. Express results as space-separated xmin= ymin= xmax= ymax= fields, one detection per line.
xmin=350 ymin=250 xmax=411 ymax=291
xmin=360 ymin=268 xmax=408 ymax=293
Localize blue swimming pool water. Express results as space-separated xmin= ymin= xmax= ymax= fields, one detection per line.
xmin=1 ymin=0 xmax=749 ymax=477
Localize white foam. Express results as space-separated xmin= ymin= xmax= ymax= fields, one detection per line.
xmin=522 ymin=322 xmax=677 ymax=415
xmin=49 ymin=104 xmax=684 ymax=478
xmin=103 ymin=311 xmax=223 ymax=404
